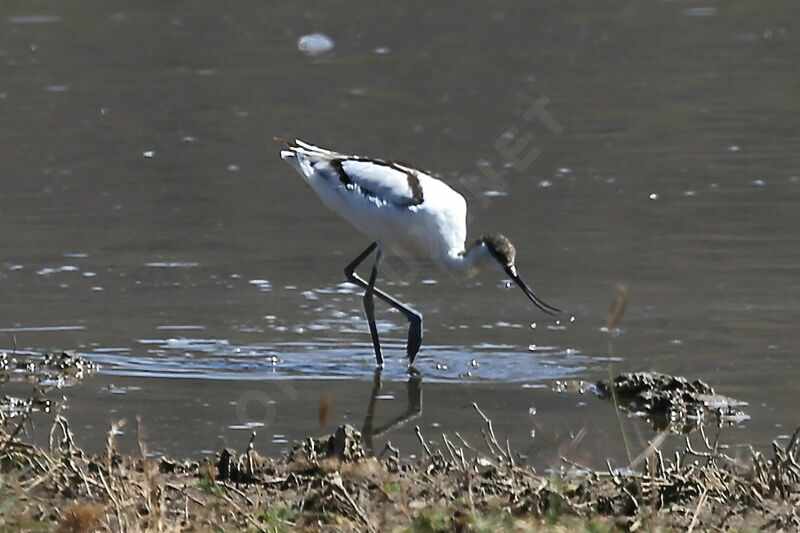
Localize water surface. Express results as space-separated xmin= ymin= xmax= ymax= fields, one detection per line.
xmin=1 ymin=1 xmax=798 ymax=466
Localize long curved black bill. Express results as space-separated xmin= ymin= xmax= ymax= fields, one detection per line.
xmin=504 ymin=265 xmax=564 ymax=315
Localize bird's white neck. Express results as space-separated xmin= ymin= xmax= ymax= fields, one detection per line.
xmin=439 ymin=241 xmax=496 ymax=278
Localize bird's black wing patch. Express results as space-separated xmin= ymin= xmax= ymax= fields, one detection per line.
xmin=326 ymin=157 xmax=425 ymax=207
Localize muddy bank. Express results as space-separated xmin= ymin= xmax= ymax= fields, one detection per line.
xmin=2 ymin=351 xmax=799 ymax=531
xmin=3 ymin=415 xmax=799 ymax=531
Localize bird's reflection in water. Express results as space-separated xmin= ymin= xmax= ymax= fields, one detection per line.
xmin=361 ymin=367 xmax=422 ymax=455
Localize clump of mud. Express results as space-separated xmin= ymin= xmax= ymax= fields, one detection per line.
xmin=1 ymin=350 xmax=96 ymax=385
xmin=595 ymin=371 xmax=750 ymax=433
xmin=1 ymin=350 xmax=96 ymax=418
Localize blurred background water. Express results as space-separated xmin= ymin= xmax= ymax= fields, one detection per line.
xmin=1 ymin=0 xmax=798 ymax=466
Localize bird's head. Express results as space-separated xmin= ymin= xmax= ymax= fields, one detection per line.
xmin=472 ymin=233 xmax=564 ymax=316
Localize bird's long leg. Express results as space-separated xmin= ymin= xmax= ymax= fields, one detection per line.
xmin=363 ymin=247 xmax=384 ymax=366
xmin=344 ymin=243 xmax=424 ymax=365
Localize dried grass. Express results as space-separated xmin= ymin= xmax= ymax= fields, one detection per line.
xmin=2 ymin=352 xmax=799 ymax=531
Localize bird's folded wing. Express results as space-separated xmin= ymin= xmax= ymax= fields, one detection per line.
xmin=335 ymin=158 xmax=424 ymax=207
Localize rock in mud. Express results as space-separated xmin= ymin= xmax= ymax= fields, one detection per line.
xmin=216 ymin=447 xmax=271 ymax=483
xmin=290 ymin=424 xmax=366 ymax=464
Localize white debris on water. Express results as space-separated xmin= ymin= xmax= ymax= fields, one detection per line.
xmin=37 ymin=265 xmax=79 ymax=276
xmin=297 ymin=33 xmax=334 ymax=55
xmin=271 ymin=434 xmax=289 ymax=443
xmin=228 ymin=422 xmax=265 ymax=430
xmin=146 ymin=262 xmax=198 ymax=268
xmin=483 ymin=189 xmax=508 ymax=197
xmin=249 ymin=279 xmax=272 ymax=291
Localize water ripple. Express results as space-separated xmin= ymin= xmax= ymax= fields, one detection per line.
xmin=84 ymin=337 xmax=603 ymax=384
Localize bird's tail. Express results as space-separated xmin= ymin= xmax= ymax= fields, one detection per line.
xmin=277 ymin=138 xmax=339 ymax=178
xmin=275 ymin=138 xmax=336 ymax=157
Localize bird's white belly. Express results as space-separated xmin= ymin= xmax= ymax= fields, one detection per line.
xmin=310 ymin=179 xmax=438 ymax=256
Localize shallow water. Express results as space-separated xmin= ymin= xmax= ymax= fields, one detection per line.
xmin=1 ymin=1 xmax=799 ymax=466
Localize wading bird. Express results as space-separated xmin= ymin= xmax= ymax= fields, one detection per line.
xmin=279 ymin=139 xmax=564 ymax=367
